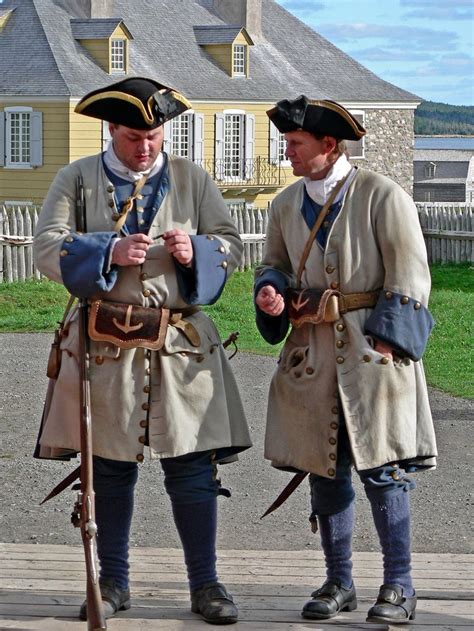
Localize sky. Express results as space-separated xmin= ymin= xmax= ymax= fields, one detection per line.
xmin=275 ymin=0 xmax=474 ymax=106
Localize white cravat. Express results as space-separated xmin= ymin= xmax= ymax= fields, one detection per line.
xmin=304 ymin=154 xmax=352 ymax=206
xmin=103 ymin=142 xmax=164 ymax=182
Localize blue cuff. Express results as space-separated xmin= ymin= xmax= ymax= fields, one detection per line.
xmin=254 ymin=269 xmax=290 ymax=345
xmin=175 ymin=235 xmax=229 ymax=305
xmin=364 ymin=290 xmax=434 ymax=361
xmin=59 ymin=232 xmax=118 ymax=298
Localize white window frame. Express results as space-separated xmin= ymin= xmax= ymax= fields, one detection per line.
xmin=233 ymin=44 xmax=247 ymax=77
xmin=111 ymin=39 xmax=126 ymax=73
xmin=170 ymin=113 xmax=193 ymax=159
xmin=424 ymin=191 xmax=432 ymax=202
xmin=346 ymin=110 xmax=365 ymax=159
xmin=425 ymin=162 xmax=436 ymax=178
xmin=102 ymin=120 xmax=112 ymax=151
xmin=5 ymin=106 xmax=32 ymax=168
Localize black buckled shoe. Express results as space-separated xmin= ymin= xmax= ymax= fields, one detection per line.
xmin=366 ymin=584 xmax=416 ymax=623
xmin=302 ymin=579 xmax=357 ymax=620
xmin=191 ymin=581 xmax=238 ymax=625
xmin=79 ymin=578 xmax=131 ymax=621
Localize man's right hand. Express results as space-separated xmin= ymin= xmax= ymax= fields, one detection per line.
xmin=111 ymin=234 xmax=152 ymax=266
xmin=256 ymin=285 xmax=285 ymax=316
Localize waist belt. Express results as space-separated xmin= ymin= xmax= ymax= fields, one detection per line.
xmin=88 ymin=300 xmax=201 ymax=350
xmin=286 ymin=288 xmax=379 ymax=327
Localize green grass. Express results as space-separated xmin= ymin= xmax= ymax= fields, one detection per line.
xmin=0 ymin=264 xmax=472 ymax=397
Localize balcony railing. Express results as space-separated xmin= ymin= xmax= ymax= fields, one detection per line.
xmin=195 ymin=157 xmax=286 ymax=188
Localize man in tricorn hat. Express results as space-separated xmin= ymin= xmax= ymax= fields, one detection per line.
xmin=34 ymin=77 xmax=252 ymax=624
xmin=254 ymin=96 xmax=437 ymax=623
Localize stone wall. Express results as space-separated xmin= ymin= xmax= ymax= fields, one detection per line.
xmin=352 ymin=109 xmax=415 ymax=195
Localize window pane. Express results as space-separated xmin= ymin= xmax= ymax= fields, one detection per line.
xmin=171 ymin=114 xmax=191 ymax=158
xmin=233 ymin=45 xmax=246 ymax=76
xmin=224 ymin=114 xmax=243 ymax=178
xmin=10 ymin=112 xmax=30 ymax=163
xmin=111 ymin=39 xmax=125 ymax=71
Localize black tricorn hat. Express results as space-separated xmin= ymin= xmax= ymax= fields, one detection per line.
xmin=74 ymin=77 xmax=192 ymax=129
xmin=267 ymin=95 xmax=365 ymax=141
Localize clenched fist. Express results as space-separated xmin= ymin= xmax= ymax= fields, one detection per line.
xmin=256 ymin=285 xmax=285 ymax=316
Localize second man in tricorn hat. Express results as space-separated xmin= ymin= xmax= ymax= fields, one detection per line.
xmin=34 ymin=76 xmax=252 ymax=624
xmin=255 ymin=96 xmax=437 ymax=624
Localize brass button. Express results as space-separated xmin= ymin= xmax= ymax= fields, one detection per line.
xmin=401 ymin=296 xmax=409 ymax=304
xmin=363 ymin=354 xmax=371 ymax=362
xmin=381 ymin=357 xmax=390 ymax=365
xmin=107 ymin=185 xmax=114 ymax=193
xmin=136 ymin=454 xmax=144 ymax=462
xmin=336 ymin=356 xmax=344 ymax=364
xmin=140 ymin=272 xmax=148 ymax=281
xmin=138 ymin=435 xmax=146 ymax=444
xmin=331 ymin=405 xmax=338 ymax=414
xmin=329 ymin=437 xmax=337 ymax=445
xmin=143 ymin=289 xmax=151 ymax=297
xmin=414 ymin=302 xmax=421 ymax=310
xmin=385 ymin=291 xmax=393 ymax=299
xmin=64 ymin=236 xmax=74 ymax=243
xmin=206 ymin=235 xmax=215 ymax=240
xmin=139 ymin=420 xmax=147 ymax=428
xmin=329 ymin=453 xmax=336 ymax=461
xmin=95 ymin=356 xmax=104 ymax=365
xmin=336 ymin=340 xmax=344 ymax=348
xmin=143 ymin=385 xmax=150 ymax=393
xmin=112 ymin=212 xmax=120 ymax=221
xmin=336 ymin=323 xmax=345 ymax=332
xmin=220 ymin=261 xmax=228 ymax=269
xmin=108 ymin=200 xmax=115 ymax=208
xmin=145 ymin=367 xmax=151 ymax=375
xmin=330 ymin=281 xmax=339 ymax=289
xmin=218 ymin=246 xmax=225 ymax=253
xmin=328 ymin=468 xmax=336 ymax=477
xmin=305 ymin=367 xmax=314 ymax=375
xmin=60 ymin=249 xmax=68 ymax=257
xmin=141 ymin=402 xmax=149 ymax=411
xmin=326 ymin=265 xmax=335 ymax=274
xmin=404 ymin=358 xmax=411 ymax=365
xmin=330 ymin=422 xmax=339 ymax=430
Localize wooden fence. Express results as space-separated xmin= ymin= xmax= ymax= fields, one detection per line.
xmin=1 ymin=202 xmax=472 ymax=282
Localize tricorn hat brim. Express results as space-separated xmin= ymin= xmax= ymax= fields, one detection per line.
xmin=267 ymin=96 xmax=365 ymax=141
xmin=75 ymin=77 xmax=192 ymax=129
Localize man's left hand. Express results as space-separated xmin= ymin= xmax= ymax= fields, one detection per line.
xmin=375 ymin=340 xmax=393 ymax=360
xmin=162 ymin=229 xmax=193 ymax=267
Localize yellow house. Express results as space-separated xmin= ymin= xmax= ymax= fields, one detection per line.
xmin=0 ymin=0 xmax=420 ymax=207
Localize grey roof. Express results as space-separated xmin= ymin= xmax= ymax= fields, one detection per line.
xmin=194 ymin=25 xmax=248 ymax=45
xmin=0 ymin=0 xmax=420 ymax=102
xmin=70 ymin=18 xmax=130 ymax=40
xmin=414 ymin=150 xmax=474 ymax=162
xmin=414 ymin=159 xmax=470 ymax=184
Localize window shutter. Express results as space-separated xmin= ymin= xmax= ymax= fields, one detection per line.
xmin=269 ymin=120 xmax=279 ymax=165
xmin=215 ymin=113 xmax=225 ymax=180
xmin=163 ymin=121 xmax=171 ymax=153
xmin=245 ymin=113 xmax=255 ymax=179
xmin=30 ymin=111 xmax=43 ymax=167
xmin=193 ymin=113 xmax=204 ymax=165
xmin=0 ymin=112 xmax=5 ymax=167
xmin=346 ymin=112 xmax=364 ymax=159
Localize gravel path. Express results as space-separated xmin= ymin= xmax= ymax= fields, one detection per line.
xmin=0 ymin=333 xmax=472 ymax=554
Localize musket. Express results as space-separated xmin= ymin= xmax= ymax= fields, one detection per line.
xmin=71 ymin=175 xmax=107 ymax=631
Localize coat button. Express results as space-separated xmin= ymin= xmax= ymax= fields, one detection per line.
xmin=143 ymin=385 xmax=150 ymax=393
xmin=330 ymin=281 xmax=339 ymax=289
xmin=329 ymin=453 xmax=336 ymax=461
xmin=141 ymin=402 xmax=149 ymax=411
xmin=112 ymin=212 xmax=120 ymax=221
xmin=336 ymin=323 xmax=345 ymax=332
xmin=107 ymin=185 xmax=114 ymax=193
xmin=363 ymin=354 xmax=371 ymax=362
xmin=64 ymin=236 xmax=74 ymax=243
xmin=414 ymin=302 xmax=421 ymax=310
xmin=143 ymin=289 xmax=151 ymax=297
xmin=331 ymin=406 xmax=338 ymax=414
xmin=108 ymin=200 xmax=115 ymax=208
xmin=328 ymin=468 xmax=336 ymax=477
xmin=330 ymin=422 xmax=339 ymax=430
xmin=206 ymin=235 xmax=215 ymax=240
xmin=404 ymin=357 xmax=411 ymax=365
xmin=336 ymin=356 xmax=344 ymax=364
xmin=139 ymin=420 xmax=147 ymax=428
xmin=60 ymin=249 xmax=68 ymax=257
xmin=336 ymin=340 xmax=344 ymax=348
xmin=136 ymin=454 xmax=144 ymax=462
xmin=145 ymin=367 xmax=151 ymax=375
xmin=140 ymin=272 xmax=148 ymax=281
xmin=218 ymin=246 xmax=225 ymax=253
xmin=385 ymin=291 xmax=393 ymax=299
xmin=305 ymin=367 xmax=314 ymax=375
xmin=326 ymin=265 xmax=335 ymax=274
xmin=381 ymin=357 xmax=390 ymax=365
xmin=401 ymin=296 xmax=409 ymax=304
xmin=138 ymin=435 xmax=146 ymax=444
xmin=95 ymin=356 xmax=104 ymax=365
xmin=220 ymin=261 xmax=228 ymax=269
xmin=329 ymin=437 xmax=337 ymax=445
xmin=195 ymin=355 xmax=204 ymax=363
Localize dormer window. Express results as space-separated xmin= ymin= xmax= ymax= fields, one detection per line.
xmin=233 ymin=44 xmax=247 ymax=76
xmin=425 ymin=162 xmax=436 ymax=178
xmin=111 ymin=39 xmax=126 ymax=72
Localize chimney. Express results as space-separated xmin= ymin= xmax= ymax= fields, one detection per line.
xmin=83 ymin=0 xmax=114 ymax=18
xmin=212 ymin=0 xmax=263 ymax=41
